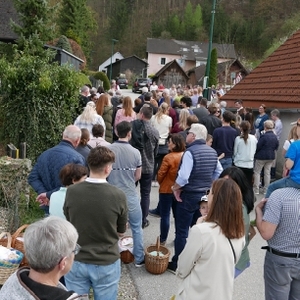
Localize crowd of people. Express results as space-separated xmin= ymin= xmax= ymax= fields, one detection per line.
xmin=1 ymin=81 xmax=299 ymax=300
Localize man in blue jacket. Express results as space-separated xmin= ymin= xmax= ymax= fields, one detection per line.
xmin=28 ymin=125 xmax=86 ymax=214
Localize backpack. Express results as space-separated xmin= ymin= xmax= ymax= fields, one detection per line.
xmin=130 ymin=120 xmax=148 ymax=151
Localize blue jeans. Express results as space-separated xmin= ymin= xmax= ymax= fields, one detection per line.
xmin=139 ymin=173 xmax=152 ymax=225
xmin=265 ymin=176 xmax=300 ymax=198
xmin=159 ymin=193 xmax=176 ymax=243
xmin=127 ymin=195 xmax=144 ymax=263
xmin=220 ymin=157 xmax=232 ymax=171
xmin=65 ymin=259 xmax=121 ymax=300
xmin=264 ymin=251 xmax=300 ymax=300
xmin=171 ymin=191 xmax=204 ymax=267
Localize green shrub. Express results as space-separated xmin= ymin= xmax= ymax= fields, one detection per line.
xmin=93 ymin=72 xmax=110 ymax=91
xmin=0 ymin=50 xmax=82 ymax=162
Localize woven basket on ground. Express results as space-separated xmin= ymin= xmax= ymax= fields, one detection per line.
xmin=145 ymin=237 xmax=170 ymax=275
xmin=0 ymin=231 xmax=11 ymax=248
xmin=119 ymin=236 xmax=134 ymax=264
xmin=0 ymin=232 xmax=23 ymax=285
xmin=12 ymin=224 xmax=29 ymax=267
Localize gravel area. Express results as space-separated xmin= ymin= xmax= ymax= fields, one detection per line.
xmin=118 ymin=263 xmax=139 ymax=300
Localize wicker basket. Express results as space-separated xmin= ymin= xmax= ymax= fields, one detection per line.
xmin=12 ymin=224 xmax=29 ymax=267
xmin=145 ymin=237 xmax=170 ymax=275
xmin=119 ymin=236 xmax=134 ymax=264
xmin=0 ymin=232 xmax=23 ymax=285
xmin=0 ymin=232 xmax=12 ymax=248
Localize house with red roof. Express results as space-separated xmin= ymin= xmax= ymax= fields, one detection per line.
xmin=221 ymin=30 xmax=300 ymax=175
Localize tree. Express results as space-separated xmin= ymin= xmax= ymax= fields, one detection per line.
xmin=57 ymin=0 xmax=97 ymax=61
xmin=11 ymin=0 xmax=55 ymax=55
xmin=166 ymin=14 xmax=181 ymax=38
xmin=56 ymin=35 xmax=73 ymax=53
xmin=208 ymin=48 xmax=218 ymax=87
xmin=182 ymin=1 xmax=194 ymax=40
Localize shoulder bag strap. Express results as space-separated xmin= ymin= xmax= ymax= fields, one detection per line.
xmin=227 ymin=238 xmax=236 ymax=264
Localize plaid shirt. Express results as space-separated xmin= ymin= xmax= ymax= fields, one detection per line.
xmin=263 ymin=187 xmax=300 ymax=253
xmin=140 ymin=120 xmax=159 ymax=174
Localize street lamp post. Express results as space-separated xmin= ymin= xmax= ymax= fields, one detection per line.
xmin=203 ymin=0 xmax=217 ymax=99
xmin=109 ymin=39 xmax=118 ymax=83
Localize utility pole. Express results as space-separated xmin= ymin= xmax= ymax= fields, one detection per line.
xmin=109 ymin=39 xmax=118 ymax=83
xmin=203 ymin=0 xmax=217 ymax=99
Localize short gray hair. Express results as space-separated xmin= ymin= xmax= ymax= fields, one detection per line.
xmin=24 ymin=216 xmax=78 ymax=273
xmin=189 ymin=123 xmax=207 ymax=140
xmin=80 ymin=85 xmax=89 ymax=93
xmin=271 ymin=109 xmax=280 ymax=117
xmin=220 ymin=101 xmax=227 ymax=108
xmin=63 ymin=125 xmax=82 ymax=141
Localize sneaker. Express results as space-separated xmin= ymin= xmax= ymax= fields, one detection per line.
xmin=254 ymin=189 xmax=259 ymax=195
xmin=135 ymin=260 xmax=145 ymax=267
xmin=167 ymin=262 xmax=177 ymax=275
xmin=142 ymin=219 xmax=150 ymax=229
xmin=149 ymin=209 xmax=160 ymax=218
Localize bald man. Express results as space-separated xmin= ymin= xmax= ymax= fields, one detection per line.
xmin=28 ymin=125 xmax=86 ymax=214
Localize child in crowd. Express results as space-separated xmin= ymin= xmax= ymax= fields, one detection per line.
xmin=199 ymin=194 xmax=209 ymax=216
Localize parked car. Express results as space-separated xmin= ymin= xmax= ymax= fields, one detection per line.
xmin=117 ymin=78 xmax=128 ymax=89
xmin=132 ymin=78 xmax=152 ymax=93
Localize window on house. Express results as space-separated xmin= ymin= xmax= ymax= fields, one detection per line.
xmin=160 ymin=58 xmax=166 ymax=65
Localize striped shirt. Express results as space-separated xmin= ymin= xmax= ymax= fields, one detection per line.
xmin=263 ymin=187 xmax=300 ymax=253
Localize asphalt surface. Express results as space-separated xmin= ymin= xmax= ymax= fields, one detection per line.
xmin=122 ymin=187 xmax=266 ymax=300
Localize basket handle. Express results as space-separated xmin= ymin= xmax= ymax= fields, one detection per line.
xmin=12 ymin=224 xmax=29 ymax=240
xmin=0 ymin=232 xmax=12 ymax=248
xmin=156 ymin=236 xmax=160 ymax=255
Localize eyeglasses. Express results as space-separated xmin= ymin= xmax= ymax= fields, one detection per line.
xmin=216 ymin=110 xmax=220 ymax=113
xmin=72 ymin=243 xmax=81 ymax=255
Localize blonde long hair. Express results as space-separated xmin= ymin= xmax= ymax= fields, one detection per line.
xmin=179 ymin=108 xmax=189 ymax=130
xmin=79 ymin=101 xmax=97 ymax=123
xmin=155 ymin=102 xmax=169 ymax=123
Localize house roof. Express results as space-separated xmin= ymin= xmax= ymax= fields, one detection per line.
xmin=111 ymin=55 xmax=148 ymax=66
xmin=154 ymin=59 xmax=189 ymax=79
xmin=147 ymin=38 xmax=237 ymax=61
xmin=0 ymin=0 xmax=18 ymax=42
xmin=45 ymin=45 xmax=84 ymax=63
xmin=187 ymin=59 xmax=248 ymax=84
xmin=221 ymin=30 xmax=300 ymax=109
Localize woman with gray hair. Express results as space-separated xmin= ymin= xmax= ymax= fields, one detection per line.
xmin=253 ymin=120 xmax=279 ymax=195
xmin=0 ymin=216 xmax=88 ymax=300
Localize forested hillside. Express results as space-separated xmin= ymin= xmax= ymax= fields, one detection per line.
xmin=54 ymin=0 xmax=300 ymax=70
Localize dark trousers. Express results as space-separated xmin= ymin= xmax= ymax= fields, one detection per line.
xmin=171 ymin=191 xmax=204 ymax=268
xmin=139 ymin=173 xmax=152 ymax=225
xmin=237 ymin=166 xmax=253 ymax=187
xmin=152 ymin=153 xmax=166 ymax=181
xmin=159 ymin=193 xmax=176 ymax=243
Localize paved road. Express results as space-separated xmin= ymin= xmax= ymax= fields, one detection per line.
xmin=123 ymin=187 xmax=266 ymax=300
